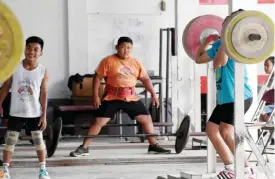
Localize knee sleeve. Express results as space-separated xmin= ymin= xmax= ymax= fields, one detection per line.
xmin=31 ymin=131 xmax=46 ymax=151
xmin=4 ymin=131 xmax=20 ymax=152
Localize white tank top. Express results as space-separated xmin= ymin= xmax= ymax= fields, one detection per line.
xmin=10 ymin=62 xmax=46 ymax=118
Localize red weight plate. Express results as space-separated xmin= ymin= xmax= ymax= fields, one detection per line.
xmin=183 ymin=15 xmax=224 ymax=60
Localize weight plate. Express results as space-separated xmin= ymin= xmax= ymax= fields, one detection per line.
xmin=175 ymin=115 xmax=191 ymax=154
xmin=221 ymin=10 xmax=274 ymax=64
xmin=182 ymin=15 xmax=224 ymax=60
xmin=231 ymin=17 xmax=268 ymax=59
xmin=0 ymin=2 xmax=24 ymax=82
xmin=46 ymin=117 xmax=62 ymax=158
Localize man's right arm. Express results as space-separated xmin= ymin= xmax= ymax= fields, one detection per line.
xmin=93 ymin=58 xmax=108 ymax=99
xmin=195 ymin=35 xmax=219 ymax=64
xmin=195 ymin=41 xmax=212 ymax=64
xmin=93 ymin=73 xmax=102 ymax=98
xmin=0 ymin=76 xmax=12 ymax=106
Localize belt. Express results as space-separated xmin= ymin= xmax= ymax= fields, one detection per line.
xmin=105 ymin=84 xmax=134 ymax=98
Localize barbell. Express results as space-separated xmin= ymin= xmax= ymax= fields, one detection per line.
xmin=183 ymin=11 xmax=274 ymax=64
xmin=48 ymin=115 xmax=192 ymax=157
xmin=0 ymin=115 xmax=193 ymax=157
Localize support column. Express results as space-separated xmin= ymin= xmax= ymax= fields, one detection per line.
xmin=229 ymin=1 xmax=244 ymax=179
xmin=207 ymin=62 xmax=217 ymax=173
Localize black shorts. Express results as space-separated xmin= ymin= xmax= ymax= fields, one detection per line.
xmin=209 ymin=98 xmax=253 ymax=126
xmin=95 ymin=100 xmax=150 ymax=119
xmin=7 ymin=116 xmax=41 ymax=132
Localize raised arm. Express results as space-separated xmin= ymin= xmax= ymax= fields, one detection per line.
xmin=195 ymin=35 xmax=218 ymax=64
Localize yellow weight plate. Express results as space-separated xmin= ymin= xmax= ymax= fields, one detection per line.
xmin=221 ymin=10 xmax=274 ymax=64
xmin=0 ymin=1 xmax=24 ymax=82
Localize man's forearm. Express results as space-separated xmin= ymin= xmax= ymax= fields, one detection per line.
xmin=0 ymin=86 xmax=10 ymax=105
xmin=142 ymin=78 xmax=156 ymax=97
xmin=40 ymin=93 xmax=47 ymax=117
xmin=197 ymin=41 xmax=211 ymax=58
xmin=93 ymin=76 xmax=101 ymax=97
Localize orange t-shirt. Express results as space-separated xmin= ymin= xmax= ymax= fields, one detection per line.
xmin=95 ymin=54 xmax=148 ymax=102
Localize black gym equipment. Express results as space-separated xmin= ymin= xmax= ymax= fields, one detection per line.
xmin=0 ymin=115 xmax=196 ymax=157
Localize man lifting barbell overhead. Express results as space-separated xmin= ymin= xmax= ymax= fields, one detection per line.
xmin=0 ymin=37 xmax=50 ymax=179
xmin=69 ymin=36 xmax=171 ymax=157
xmin=195 ymin=9 xmax=256 ymax=179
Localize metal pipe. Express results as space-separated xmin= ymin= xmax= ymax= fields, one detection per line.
xmin=19 ymin=136 xmax=49 ymax=140
xmin=165 ymin=28 xmax=170 ymax=133
xmin=170 ymin=28 xmax=176 ymax=56
xmin=159 ymin=29 xmax=163 ymax=78
xmin=59 ymin=132 xmax=207 ymax=139
xmin=159 ymin=28 xmax=164 ymax=132
xmin=61 ymin=123 xmax=174 ymax=128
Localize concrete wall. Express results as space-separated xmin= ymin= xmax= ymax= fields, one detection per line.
xmin=3 ymin=0 xmax=70 ymax=98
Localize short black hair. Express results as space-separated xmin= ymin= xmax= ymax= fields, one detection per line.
xmin=117 ymin=36 xmax=133 ymax=46
xmin=267 ymin=56 xmax=274 ymax=65
xmin=26 ymin=36 xmax=44 ymax=50
xmin=233 ymin=9 xmax=244 ymax=13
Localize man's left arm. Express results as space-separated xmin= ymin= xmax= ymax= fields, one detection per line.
xmin=40 ymin=70 xmax=49 ymax=119
xmin=137 ymin=62 xmax=159 ymax=107
xmin=139 ymin=76 xmax=156 ymax=98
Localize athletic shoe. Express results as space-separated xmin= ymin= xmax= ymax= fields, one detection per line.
xmin=148 ymin=144 xmax=171 ymax=154
xmin=39 ymin=168 xmax=50 ymax=179
xmin=0 ymin=164 xmax=10 ymax=179
xmin=213 ymin=166 xmax=234 ymax=179
xmin=69 ymin=145 xmax=90 ymax=157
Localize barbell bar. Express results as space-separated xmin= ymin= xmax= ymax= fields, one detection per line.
xmin=249 ymin=34 xmax=261 ymax=41
xmin=50 ymin=115 xmax=192 ymax=156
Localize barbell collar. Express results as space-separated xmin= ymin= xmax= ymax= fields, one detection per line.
xmin=249 ymin=34 xmax=261 ymax=41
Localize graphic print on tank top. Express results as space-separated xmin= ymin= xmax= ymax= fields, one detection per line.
xmin=17 ymin=79 xmax=35 ymax=102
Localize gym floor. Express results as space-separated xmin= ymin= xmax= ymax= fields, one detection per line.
xmin=0 ymin=137 xmax=274 ymax=179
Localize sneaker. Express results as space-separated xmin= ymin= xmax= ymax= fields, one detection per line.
xmin=213 ymin=167 xmax=234 ymax=179
xmin=0 ymin=172 xmax=10 ymax=179
xmin=39 ymin=168 xmax=50 ymax=179
xmin=245 ymin=167 xmax=256 ymax=179
xmin=69 ymin=145 xmax=90 ymax=157
xmin=0 ymin=165 xmax=10 ymax=179
xmin=148 ymin=144 xmax=171 ymax=154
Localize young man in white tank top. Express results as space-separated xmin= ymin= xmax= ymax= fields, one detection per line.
xmin=0 ymin=36 xmax=50 ymax=179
